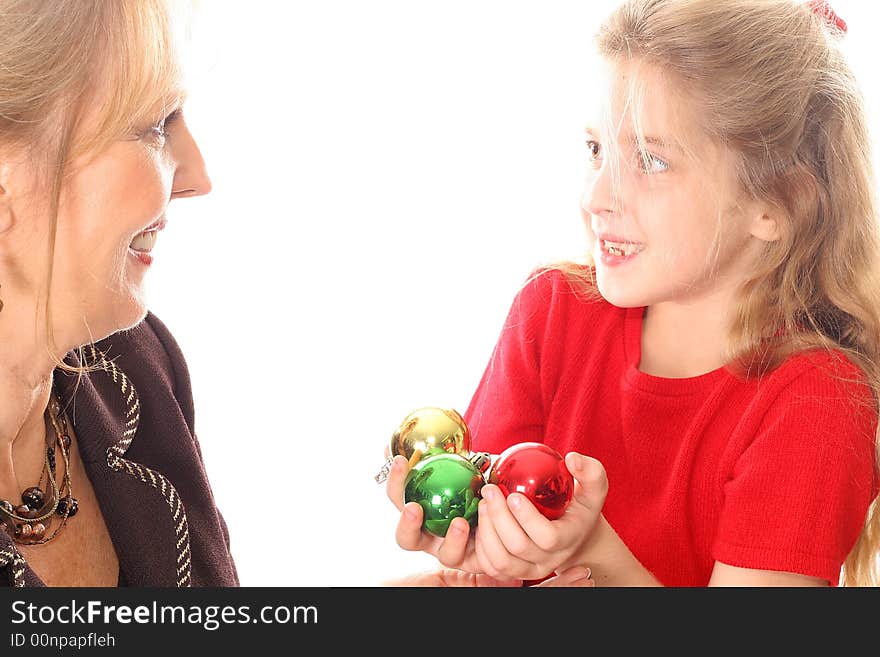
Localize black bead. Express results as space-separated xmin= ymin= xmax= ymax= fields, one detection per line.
xmin=21 ymin=487 xmax=45 ymax=509
xmin=60 ymin=434 xmax=71 ymax=451
xmin=57 ymin=496 xmax=78 ymax=518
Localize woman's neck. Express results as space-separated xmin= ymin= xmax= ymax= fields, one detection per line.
xmin=0 ymin=349 xmax=56 ymax=501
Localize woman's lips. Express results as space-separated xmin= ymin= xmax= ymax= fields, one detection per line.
xmin=141 ymin=217 xmax=167 ymax=232
xmin=128 ymin=218 xmax=166 ymax=266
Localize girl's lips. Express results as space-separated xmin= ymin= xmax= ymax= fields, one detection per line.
xmin=596 ymin=238 xmax=643 ymax=267
xmin=594 ymin=232 xmax=644 ymax=246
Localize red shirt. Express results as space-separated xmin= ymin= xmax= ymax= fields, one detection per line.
xmin=464 ymin=267 xmax=878 ymax=586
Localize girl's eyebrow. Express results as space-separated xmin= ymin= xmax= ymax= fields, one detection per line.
xmin=584 ymin=125 xmax=681 ymax=152
xmin=635 ymin=135 xmax=680 ymax=152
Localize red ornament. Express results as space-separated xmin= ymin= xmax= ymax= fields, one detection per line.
xmin=487 ymin=442 xmax=574 ymax=520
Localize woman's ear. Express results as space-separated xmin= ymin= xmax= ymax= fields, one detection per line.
xmin=0 ymin=164 xmax=13 ymax=234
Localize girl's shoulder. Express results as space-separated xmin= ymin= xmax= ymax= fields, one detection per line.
xmin=753 ymin=347 xmax=875 ymax=431
xmin=771 ymin=345 xmax=869 ymax=389
xmin=514 ymin=262 xmax=613 ymax=314
xmin=508 ymin=263 xmax=622 ymax=336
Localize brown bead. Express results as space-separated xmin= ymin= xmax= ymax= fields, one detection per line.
xmin=30 ymin=523 xmax=46 ymax=540
xmin=57 ymin=496 xmax=78 ymax=518
xmin=16 ymin=523 xmax=33 ymax=538
xmin=21 ymin=486 xmax=45 ymax=509
xmin=15 ymin=505 xmax=37 ymax=519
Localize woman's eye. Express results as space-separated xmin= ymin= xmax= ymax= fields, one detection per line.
xmin=586 ymin=139 xmax=602 ymax=162
xmin=638 ymin=151 xmax=669 ymax=174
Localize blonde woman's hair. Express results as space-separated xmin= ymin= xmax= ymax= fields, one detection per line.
xmin=0 ymin=0 xmax=189 ymax=381
xmin=551 ymin=0 xmax=880 ymax=585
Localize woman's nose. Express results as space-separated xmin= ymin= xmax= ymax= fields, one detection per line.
xmin=170 ymin=120 xmax=212 ymax=198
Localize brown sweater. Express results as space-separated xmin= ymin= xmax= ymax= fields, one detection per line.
xmin=0 ymin=312 xmax=239 ymax=587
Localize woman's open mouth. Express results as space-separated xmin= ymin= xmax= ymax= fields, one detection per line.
xmin=128 ymin=218 xmax=166 ymax=266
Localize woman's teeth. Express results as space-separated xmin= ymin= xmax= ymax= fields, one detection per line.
xmin=129 ymin=229 xmax=158 ymax=252
xmin=603 ymin=240 xmax=643 ymax=256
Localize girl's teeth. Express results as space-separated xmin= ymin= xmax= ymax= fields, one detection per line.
xmin=129 ymin=229 xmax=158 ymax=252
xmin=603 ymin=240 xmax=642 ymax=256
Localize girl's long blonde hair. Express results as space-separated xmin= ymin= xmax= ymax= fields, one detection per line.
xmin=0 ymin=0 xmax=189 ymax=379
xmin=555 ymin=0 xmax=880 ymax=585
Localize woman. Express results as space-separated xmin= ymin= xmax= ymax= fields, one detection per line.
xmin=0 ymin=0 xmax=238 ymax=587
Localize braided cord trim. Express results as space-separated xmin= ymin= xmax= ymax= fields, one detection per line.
xmin=0 ymin=545 xmax=27 ymax=587
xmin=89 ymin=345 xmax=193 ymax=588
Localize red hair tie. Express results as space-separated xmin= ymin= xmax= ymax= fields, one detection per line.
xmin=807 ymin=0 xmax=847 ymax=35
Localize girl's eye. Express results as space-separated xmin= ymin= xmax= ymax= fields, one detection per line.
xmin=145 ymin=108 xmax=182 ymax=145
xmin=586 ymin=139 xmax=602 ymax=162
xmin=638 ymin=151 xmax=669 ymax=174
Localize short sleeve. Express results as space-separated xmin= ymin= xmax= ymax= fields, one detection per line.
xmin=713 ymin=356 xmax=878 ymax=584
xmin=464 ymin=268 xmax=559 ymax=454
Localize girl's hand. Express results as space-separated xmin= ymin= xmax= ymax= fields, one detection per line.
xmin=474 ymin=452 xmax=609 ymax=581
xmin=381 ymin=568 xmax=520 ymax=587
xmin=385 ymin=455 xmax=482 ymax=572
xmin=381 ymin=565 xmax=594 ymax=587
xmin=531 ymin=565 xmax=596 ymax=587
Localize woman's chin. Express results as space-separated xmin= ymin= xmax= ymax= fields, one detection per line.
xmin=83 ymin=301 xmax=149 ymax=346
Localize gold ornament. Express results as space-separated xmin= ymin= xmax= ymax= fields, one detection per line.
xmin=374 ymin=407 xmax=475 ymax=484
xmin=390 ymin=407 xmax=471 ymax=467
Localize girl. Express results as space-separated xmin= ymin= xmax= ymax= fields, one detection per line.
xmin=385 ymin=0 xmax=880 ymax=587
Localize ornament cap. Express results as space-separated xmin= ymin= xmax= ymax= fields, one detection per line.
xmin=467 ymin=451 xmax=495 ymax=474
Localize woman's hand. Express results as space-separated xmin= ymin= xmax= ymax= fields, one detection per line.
xmin=385 ymin=455 xmax=482 ymax=572
xmin=474 ymin=452 xmax=609 ymax=581
xmin=381 ymin=565 xmax=594 ymax=587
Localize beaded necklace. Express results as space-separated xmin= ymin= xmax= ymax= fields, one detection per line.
xmin=0 ymin=388 xmax=79 ymax=545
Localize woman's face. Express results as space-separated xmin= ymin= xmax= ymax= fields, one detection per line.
xmin=7 ymin=97 xmax=210 ymax=349
xmin=581 ymin=61 xmax=768 ymax=309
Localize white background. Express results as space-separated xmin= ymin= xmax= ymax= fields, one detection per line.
xmin=144 ymin=0 xmax=880 ymax=586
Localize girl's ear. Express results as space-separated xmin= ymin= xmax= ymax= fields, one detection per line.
xmin=749 ymin=207 xmax=782 ymax=243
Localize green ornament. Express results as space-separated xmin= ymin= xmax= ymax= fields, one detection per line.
xmin=403 ymin=453 xmax=484 ymax=537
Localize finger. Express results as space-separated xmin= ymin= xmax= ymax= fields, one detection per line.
xmin=476 ymin=496 xmax=534 ymax=578
xmin=565 ymin=453 xmax=609 ymax=513
xmin=385 ymin=456 xmax=411 ymax=511
xmin=435 ymin=569 xmax=523 ymax=588
xmin=474 ymin=522 xmax=499 ymax=578
xmin=395 ymin=502 xmax=434 ymax=552
xmin=535 ymin=566 xmax=595 ymax=588
xmin=474 ymin=574 xmax=524 ymax=588
xmin=435 ymin=517 xmax=473 ymax=568
xmin=504 ymin=491 xmax=559 ymax=553
xmin=482 ymin=485 xmax=542 ymax=560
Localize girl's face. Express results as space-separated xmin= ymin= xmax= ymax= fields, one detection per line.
xmin=581 ymin=62 xmax=769 ymax=309
xmin=6 ymin=96 xmax=210 ymax=349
